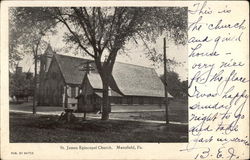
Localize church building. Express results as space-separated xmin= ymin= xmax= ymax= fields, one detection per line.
xmin=38 ymin=45 xmax=172 ymax=112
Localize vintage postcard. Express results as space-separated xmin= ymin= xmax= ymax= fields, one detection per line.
xmin=0 ymin=0 xmax=249 ymax=159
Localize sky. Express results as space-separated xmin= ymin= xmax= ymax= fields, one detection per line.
xmin=19 ymin=25 xmax=188 ymax=81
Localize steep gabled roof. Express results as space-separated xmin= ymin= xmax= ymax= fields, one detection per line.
xmin=44 ymin=44 xmax=54 ymax=58
xmin=87 ymin=73 xmax=102 ymax=89
xmin=54 ymin=54 xmax=90 ymax=85
xmin=43 ymin=44 xmax=56 ymax=72
xmin=112 ymin=62 xmax=170 ymax=97
xmin=84 ymin=62 xmax=170 ymax=98
xmin=53 ymin=54 xmax=171 ymax=98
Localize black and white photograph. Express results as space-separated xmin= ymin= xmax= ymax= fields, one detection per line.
xmin=9 ymin=6 xmax=188 ymax=143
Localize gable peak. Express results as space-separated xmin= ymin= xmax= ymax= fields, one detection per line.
xmin=44 ymin=44 xmax=54 ymax=57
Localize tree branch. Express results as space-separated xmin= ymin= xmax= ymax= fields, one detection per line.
xmin=73 ymin=7 xmax=99 ymax=57
xmin=56 ymin=8 xmax=95 ymax=58
xmin=136 ymin=31 xmax=155 ymax=55
xmin=100 ymin=8 xmax=117 ymax=53
xmin=72 ymin=8 xmax=93 ymax=46
xmin=97 ymin=8 xmax=104 ymax=52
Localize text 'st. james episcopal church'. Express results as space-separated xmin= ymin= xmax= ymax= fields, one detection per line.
xmin=38 ymin=45 xmax=172 ymax=112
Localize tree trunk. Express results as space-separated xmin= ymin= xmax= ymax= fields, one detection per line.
xmin=94 ymin=52 xmax=117 ymax=121
xmin=32 ymin=53 xmax=37 ymax=114
xmin=101 ymin=80 xmax=110 ymax=120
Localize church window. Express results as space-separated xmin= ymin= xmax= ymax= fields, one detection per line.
xmin=71 ymin=86 xmax=76 ymax=97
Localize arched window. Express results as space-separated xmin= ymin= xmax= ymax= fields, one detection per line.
xmin=71 ymin=86 xmax=76 ymax=98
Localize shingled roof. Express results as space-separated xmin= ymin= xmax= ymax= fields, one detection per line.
xmin=53 ymin=54 xmax=171 ymax=98
xmin=112 ymin=62 xmax=171 ymax=97
xmin=87 ymin=73 xmax=102 ymax=89
xmin=54 ymin=54 xmax=89 ymax=85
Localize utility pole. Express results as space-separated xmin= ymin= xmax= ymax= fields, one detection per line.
xmin=163 ymin=38 xmax=169 ymax=124
xmin=79 ymin=61 xmax=95 ymax=120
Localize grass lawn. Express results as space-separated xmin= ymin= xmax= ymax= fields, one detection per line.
xmin=10 ymin=98 xmax=188 ymax=123
xmin=89 ymin=99 xmax=188 ymax=123
xmin=108 ymin=109 xmax=187 ymax=123
xmin=10 ymin=112 xmax=188 ymax=143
